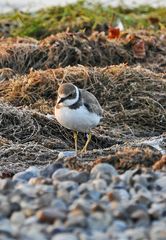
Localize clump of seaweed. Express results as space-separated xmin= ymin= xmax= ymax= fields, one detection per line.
xmin=0 ymin=68 xmax=16 ymax=81
xmin=62 ymin=146 xmax=162 ymax=173
xmin=0 ymin=102 xmax=116 ymax=175
xmin=0 ymin=142 xmax=59 ymax=177
xmin=0 ymin=65 xmax=165 ymax=138
xmin=0 ymin=102 xmax=113 ymax=149
xmin=0 ymin=31 xmax=166 ymax=74
xmin=153 ymin=155 xmax=166 ymax=170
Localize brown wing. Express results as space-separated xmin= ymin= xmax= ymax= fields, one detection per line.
xmin=80 ymin=89 xmax=103 ymax=116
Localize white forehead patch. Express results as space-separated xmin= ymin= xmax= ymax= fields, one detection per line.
xmin=59 ymin=93 xmax=66 ymax=98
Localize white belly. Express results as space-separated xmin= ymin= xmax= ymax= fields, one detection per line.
xmin=55 ymin=105 xmax=101 ymax=132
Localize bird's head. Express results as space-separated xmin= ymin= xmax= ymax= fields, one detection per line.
xmin=56 ymin=83 xmax=79 ymax=107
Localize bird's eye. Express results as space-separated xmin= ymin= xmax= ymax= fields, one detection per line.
xmin=68 ymin=93 xmax=74 ymax=98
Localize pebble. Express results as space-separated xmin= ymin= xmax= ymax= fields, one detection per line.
xmin=0 ymin=218 xmax=13 ymax=235
xmin=125 ymin=227 xmax=149 ymax=240
xmin=0 ymin=179 xmax=15 ymax=191
xmin=91 ymin=179 xmax=107 ymax=193
xmin=55 ymin=180 xmax=78 ymax=192
xmin=36 ymin=208 xmax=66 ymax=223
xmin=13 ymin=166 xmax=40 ymax=181
xmin=150 ymin=220 xmax=166 ymax=240
xmin=155 ymin=176 xmax=166 ymax=191
xmin=52 ymin=233 xmax=78 ymax=240
xmin=80 ymin=231 xmax=110 ymax=240
xmin=39 ymin=163 xmax=63 ymax=178
xmin=10 ymin=211 xmax=25 ymax=225
xmin=108 ymin=220 xmax=127 ymax=232
xmin=52 ymin=169 xmax=89 ymax=183
xmin=90 ymin=163 xmax=118 ymax=182
xmin=0 ymin=163 xmax=165 ymax=239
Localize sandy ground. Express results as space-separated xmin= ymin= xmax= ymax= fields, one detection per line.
xmin=0 ymin=0 xmax=166 ymax=13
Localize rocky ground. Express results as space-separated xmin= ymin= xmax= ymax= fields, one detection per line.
xmin=0 ymin=162 xmax=166 ymax=240
xmin=0 ymin=4 xmax=166 ymax=239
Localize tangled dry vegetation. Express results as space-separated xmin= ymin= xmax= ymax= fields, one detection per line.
xmin=0 ymin=30 xmax=166 ymax=175
xmin=0 ymin=31 xmax=166 ymax=73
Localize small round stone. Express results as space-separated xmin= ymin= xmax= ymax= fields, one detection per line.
xmin=40 ymin=163 xmax=63 ymax=178
xmin=52 ymin=168 xmax=89 ymax=183
xmin=91 ymin=179 xmax=107 ymax=193
xmin=155 ymin=176 xmax=166 ymax=191
xmin=36 ymin=208 xmax=66 ymax=223
xmin=10 ymin=211 xmax=25 ymax=225
xmin=90 ymin=163 xmax=118 ymax=182
xmin=51 ymin=233 xmax=78 ymax=240
xmin=0 ymin=179 xmax=15 ymax=191
xmin=13 ymin=166 xmax=40 ymax=181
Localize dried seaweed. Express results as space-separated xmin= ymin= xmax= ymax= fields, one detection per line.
xmin=0 ymin=31 xmax=166 ymax=176
xmin=0 ymin=65 xmax=165 ymax=137
xmin=0 ymin=31 xmax=166 ymax=73
xmin=153 ymin=155 xmax=166 ymax=170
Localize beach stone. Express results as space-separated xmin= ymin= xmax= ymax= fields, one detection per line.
xmin=78 ymin=182 xmax=102 ymax=200
xmin=65 ymin=214 xmax=87 ymax=228
xmin=111 ymin=204 xmax=127 ymax=220
xmin=150 ymin=221 xmax=166 ymax=240
xmin=40 ymin=163 xmax=63 ymax=178
xmin=133 ymin=190 xmax=152 ymax=206
xmin=69 ymin=198 xmax=91 ymax=214
xmin=0 ymin=179 xmax=15 ymax=191
xmin=88 ymin=190 xmax=101 ymax=201
xmin=131 ymin=209 xmax=150 ymax=226
xmin=0 ymin=198 xmax=20 ymax=218
xmin=47 ymin=225 xmax=66 ymax=236
xmin=132 ymin=174 xmax=150 ymax=188
xmin=51 ymin=199 xmax=67 ymax=212
xmin=36 ymin=208 xmax=66 ymax=223
xmin=149 ymin=202 xmax=166 ymax=218
xmin=0 ymin=218 xmax=13 ymax=235
xmin=56 ymin=189 xmax=73 ymax=203
xmin=0 ymin=235 xmax=15 ymax=240
xmin=0 ymin=196 xmax=11 ymax=217
xmin=109 ymin=234 xmax=128 ymax=240
xmin=108 ymin=220 xmax=127 ymax=232
xmin=79 ymin=232 xmax=109 ymax=240
xmin=55 ymin=181 xmax=78 ymax=192
xmin=87 ymin=211 xmax=112 ymax=231
xmin=91 ymin=179 xmax=107 ymax=193
xmin=10 ymin=211 xmax=25 ymax=225
xmin=125 ymin=227 xmax=149 ymax=240
xmin=20 ymin=228 xmax=47 ymax=240
xmin=52 ymin=233 xmax=78 ymax=240
xmin=155 ymin=176 xmax=166 ymax=191
xmin=28 ymin=177 xmax=52 ymax=185
xmin=120 ymin=169 xmax=141 ymax=185
xmin=13 ymin=166 xmax=40 ymax=181
xmin=24 ymin=216 xmax=38 ymax=225
xmin=52 ymin=169 xmax=89 ymax=183
xmin=90 ymin=164 xmax=118 ymax=182
xmin=107 ymin=188 xmax=130 ymax=202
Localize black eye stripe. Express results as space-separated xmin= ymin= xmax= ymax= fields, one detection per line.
xmin=58 ymin=92 xmax=76 ymax=103
xmin=68 ymin=92 xmax=76 ymax=99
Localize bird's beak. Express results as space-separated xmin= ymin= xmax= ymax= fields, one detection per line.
xmin=57 ymin=97 xmax=64 ymax=104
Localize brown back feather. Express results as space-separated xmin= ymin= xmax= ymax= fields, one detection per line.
xmin=80 ymin=89 xmax=103 ymax=116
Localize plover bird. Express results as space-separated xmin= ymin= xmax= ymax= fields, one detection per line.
xmin=55 ymin=83 xmax=103 ymax=154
